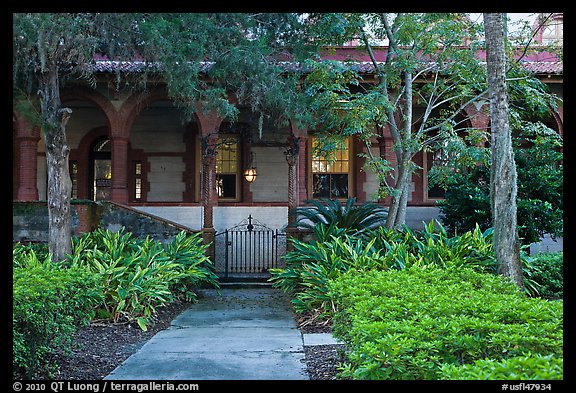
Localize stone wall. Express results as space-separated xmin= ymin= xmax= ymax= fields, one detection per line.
xmin=13 ymin=201 xmax=198 ymax=244
xmin=13 ymin=200 xmax=100 ymax=243
xmin=99 ymin=202 xmax=198 ymax=243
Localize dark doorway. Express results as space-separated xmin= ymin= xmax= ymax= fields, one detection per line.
xmin=90 ymin=137 xmax=112 ymax=201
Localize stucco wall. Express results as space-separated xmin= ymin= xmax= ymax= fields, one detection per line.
xmin=249 ymin=146 xmax=289 ymax=202
xmin=146 ymin=156 xmax=186 ymax=201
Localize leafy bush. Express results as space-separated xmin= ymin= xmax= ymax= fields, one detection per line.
xmin=330 ymin=267 xmax=563 ymax=380
xmin=64 ymin=228 xmax=219 ymax=330
xmin=13 ymin=242 xmax=51 ymax=269
xmin=527 ymin=252 xmax=563 ymax=299
xmin=440 ymin=354 xmax=563 ymax=380
xmin=292 ymin=197 xmax=388 ymax=234
xmin=13 ymin=264 xmax=103 ymax=379
xmin=270 ymin=225 xmax=389 ymax=313
xmin=272 ymin=220 xmax=540 ymax=320
xmin=369 ymin=220 xmax=498 ymax=272
xmin=372 ymin=221 xmax=542 ymax=296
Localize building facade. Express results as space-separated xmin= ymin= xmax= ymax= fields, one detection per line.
xmin=13 ymin=40 xmax=563 ymax=244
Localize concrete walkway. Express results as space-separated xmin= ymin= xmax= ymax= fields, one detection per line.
xmin=105 ymin=287 xmax=311 ymax=380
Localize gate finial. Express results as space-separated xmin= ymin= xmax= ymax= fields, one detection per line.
xmin=247 ymin=214 xmax=254 ymax=231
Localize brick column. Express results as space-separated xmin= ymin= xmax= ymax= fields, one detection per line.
xmin=289 ymin=123 xmax=309 ymax=206
xmin=200 ymin=138 xmax=218 ymax=262
xmin=284 ymin=135 xmax=299 ymax=225
xmin=354 ymin=136 xmax=367 ymax=202
xmin=110 ymin=136 xmax=130 ymax=203
xmin=286 ymin=123 xmax=308 ymax=250
xmin=200 ymin=134 xmax=219 ymax=229
xmin=195 ymin=104 xmax=224 ymax=263
xmin=15 ymin=136 xmax=40 ymax=201
xmin=296 ymin=136 xmax=309 ymax=205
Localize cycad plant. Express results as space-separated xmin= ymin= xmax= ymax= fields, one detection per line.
xmin=291 ymin=197 xmax=388 ymax=235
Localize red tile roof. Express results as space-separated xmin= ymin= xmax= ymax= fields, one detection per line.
xmin=89 ymin=59 xmax=562 ymax=76
xmin=519 ymin=61 xmax=563 ymax=74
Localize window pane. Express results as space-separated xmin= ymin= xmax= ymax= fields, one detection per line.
xmin=312 ymin=160 xmax=321 ymax=173
xmin=70 ymin=162 xmax=78 ymax=199
xmin=312 ymin=136 xmax=350 ymax=175
xmin=135 ymin=179 xmax=142 ymax=199
xmin=330 ymin=174 xmax=349 ymax=198
xmin=216 ymin=174 xmax=236 ymax=198
xmin=312 ymin=174 xmax=330 ymax=198
xmin=216 ymin=137 xmax=238 ymax=174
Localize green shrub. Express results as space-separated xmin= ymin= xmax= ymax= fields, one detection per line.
xmin=13 ymin=265 xmax=103 ymax=379
xmin=330 ymin=267 xmax=563 ymax=380
xmin=64 ymin=228 xmax=219 ymax=330
xmin=436 ymin=123 xmax=563 ymax=246
xmin=527 ymin=252 xmax=563 ymax=299
xmin=163 ymin=230 xmax=220 ymax=300
xmin=440 ymin=354 xmax=563 ymax=380
xmin=369 ymin=220 xmax=498 ymax=272
xmin=13 ymin=242 xmax=51 ymax=269
xmin=272 ymin=220 xmax=540 ymax=318
xmin=270 ymin=224 xmax=389 ymax=313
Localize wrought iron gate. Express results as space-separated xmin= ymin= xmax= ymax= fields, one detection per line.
xmin=215 ymin=215 xmax=286 ymax=278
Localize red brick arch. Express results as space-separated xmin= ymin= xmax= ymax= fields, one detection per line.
xmin=117 ymin=87 xmax=173 ymax=139
xmin=61 ymin=85 xmax=119 ymax=131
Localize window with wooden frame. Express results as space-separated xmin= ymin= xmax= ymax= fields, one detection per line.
xmin=310 ymin=136 xmax=352 ymax=199
xmin=133 ymin=161 xmax=143 ymax=201
xmin=215 ymin=135 xmax=240 ymax=200
xmin=69 ymin=161 xmax=78 ymax=199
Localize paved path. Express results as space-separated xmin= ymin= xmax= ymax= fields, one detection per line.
xmin=105 ymin=287 xmax=310 ymax=380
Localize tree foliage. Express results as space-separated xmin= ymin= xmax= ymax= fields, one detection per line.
xmin=435 ymin=122 xmax=563 ymax=245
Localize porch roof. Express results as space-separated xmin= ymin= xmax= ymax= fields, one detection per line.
xmin=88 ymin=58 xmax=563 ymax=76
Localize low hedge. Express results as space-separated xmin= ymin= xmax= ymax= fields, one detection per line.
xmin=529 ymin=252 xmax=563 ymax=299
xmin=13 ymin=265 xmax=103 ymax=379
xmin=440 ymin=354 xmax=563 ymax=380
xmin=330 ymin=267 xmax=563 ymax=380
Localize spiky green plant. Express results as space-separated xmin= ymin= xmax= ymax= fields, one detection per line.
xmin=291 ymin=197 xmax=388 ymax=234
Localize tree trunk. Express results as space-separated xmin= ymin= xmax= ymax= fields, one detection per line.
xmin=386 ymin=70 xmax=414 ymax=229
xmin=39 ymin=67 xmax=73 ymax=262
xmin=484 ymin=13 xmax=524 ymax=290
xmin=386 ymin=156 xmax=412 ymax=229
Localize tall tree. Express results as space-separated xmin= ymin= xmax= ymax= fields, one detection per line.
xmin=13 ymin=13 xmax=135 ymax=261
xmin=303 ymin=13 xmax=486 ymax=228
xmin=483 ymin=13 xmax=524 ymax=290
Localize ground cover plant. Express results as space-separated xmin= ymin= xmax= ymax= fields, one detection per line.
xmin=329 ymin=267 xmax=563 ymax=380
xmin=13 ymin=228 xmax=219 ymax=379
